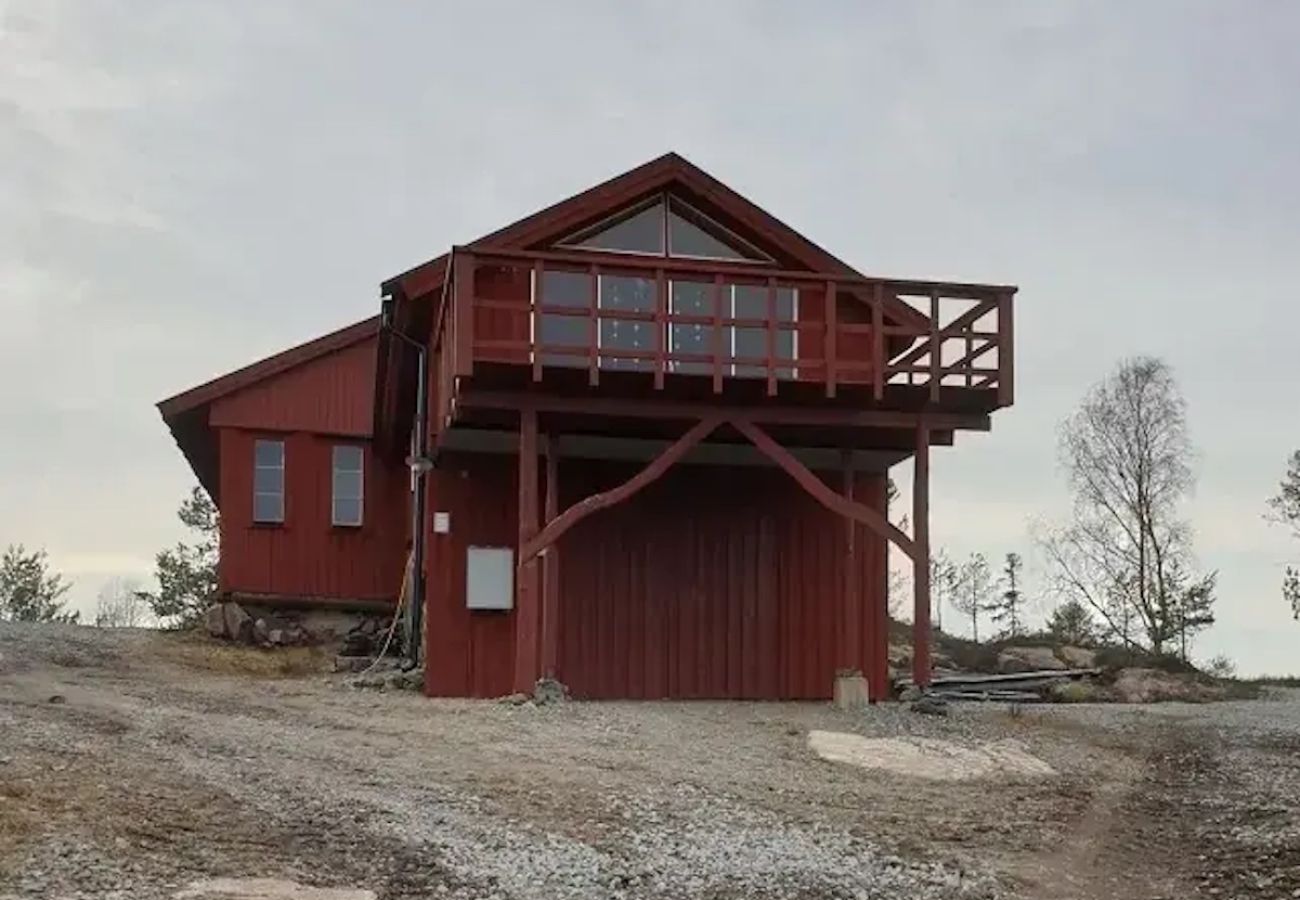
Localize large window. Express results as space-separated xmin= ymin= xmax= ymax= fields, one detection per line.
xmin=558 ymin=195 xmax=772 ymax=262
xmin=668 ymin=281 xmax=797 ymax=378
xmin=253 ymin=439 xmax=284 ymax=524
xmin=332 ymin=445 xmax=364 ymax=527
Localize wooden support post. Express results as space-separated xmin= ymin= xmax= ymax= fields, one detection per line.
xmin=515 ymin=408 xmax=541 ymax=694
xmin=541 ymin=435 xmax=560 ymax=680
xmin=912 ymin=422 xmax=932 ymax=688
xmin=840 ymin=450 xmax=858 ymax=675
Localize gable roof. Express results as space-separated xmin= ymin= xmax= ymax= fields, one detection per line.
xmin=158 ymin=317 xmax=378 ymax=500
xmin=381 ymin=152 xmax=906 ymax=302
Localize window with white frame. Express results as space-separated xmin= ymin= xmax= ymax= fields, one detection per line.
xmin=332 ymin=445 xmax=364 ymax=527
xmin=253 ymin=439 xmax=285 ymax=524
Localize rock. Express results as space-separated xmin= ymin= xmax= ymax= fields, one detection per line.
xmin=1047 ymin=680 xmax=1107 ymax=703
xmin=1057 ymin=645 xmax=1097 ymax=668
xmin=832 ymin=672 xmax=869 ymax=711
xmin=499 ymin=692 xmax=531 ymax=706
xmin=204 ymin=604 xmax=227 ymax=638
xmin=252 ymin=618 xmax=270 ymax=646
xmin=342 ymin=632 xmax=372 ymax=656
xmin=533 ymin=677 xmax=567 ymax=705
xmin=47 ymin=694 xmax=66 ymax=705
xmin=223 ymin=602 xmax=253 ymax=643
xmin=267 ymin=628 xmax=284 ymax=646
xmin=998 ymin=646 xmax=1067 ymax=673
xmin=1113 ymin=668 xmax=1226 ymax=703
xmin=332 ymin=655 xmax=372 ymax=673
xmin=910 ymin=696 xmax=949 ymax=717
xmin=897 ymin=685 xmax=923 ymax=703
xmin=887 ymin=645 xmax=911 ymax=667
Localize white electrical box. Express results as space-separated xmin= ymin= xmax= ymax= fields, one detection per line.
xmin=433 ymin=511 xmax=451 ymax=534
xmin=466 ymin=546 xmax=514 ymax=610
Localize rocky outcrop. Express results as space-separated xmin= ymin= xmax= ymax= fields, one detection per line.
xmin=201 ymin=602 xmax=316 ymax=648
xmin=1112 ymin=668 xmax=1226 ymax=704
xmin=997 ymin=646 xmax=1068 ymax=673
xmin=1056 ymin=645 xmax=1097 ymax=668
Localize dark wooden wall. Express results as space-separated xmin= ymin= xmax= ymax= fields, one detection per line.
xmin=423 ymin=452 xmax=889 ymax=700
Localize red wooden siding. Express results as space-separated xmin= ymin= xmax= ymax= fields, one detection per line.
xmin=218 ymin=428 xmax=408 ymax=603
xmin=211 ymin=337 xmax=376 ymax=436
xmin=423 ymin=453 xmax=888 ymax=699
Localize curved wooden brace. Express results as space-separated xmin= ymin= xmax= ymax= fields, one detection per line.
xmin=519 ymin=416 xmax=724 ymax=564
xmin=730 ymin=418 xmax=917 ymax=559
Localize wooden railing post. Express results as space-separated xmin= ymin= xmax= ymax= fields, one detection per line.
xmin=453 ymin=251 xmax=474 ymax=378
xmin=765 ymin=277 xmax=777 ymax=396
xmin=825 ymin=279 xmax=837 ymax=398
xmin=588 ymin=264 xmax=599 ymax=387
xmin=655 ymin=268 xmax=667 ymax=390
xmin=928 ymin=289 xmax=941 ymax=403
xmin=912 ymin=422 xmax=932 ymax=688
xmin=532 ymin=259 xmax=544 ymax=382
xmin=997 ymin=289 xmax=1015 ymax=407
xmin=871 ymin=283 xmax=884 ymax=402
xmin=712 ymin=274 xmax=725 ymax=394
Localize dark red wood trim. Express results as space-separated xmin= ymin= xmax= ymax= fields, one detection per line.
xmin=457 ymin=390 xmax=992 ymax=432
xmin=532 ymin=260 xmax=544 ymax=383
xmin=871 ymin=284 xmax=884 ymax=402
xmin=928 ymin=291 xmax=941 ymax=403
xmin=454 ymin=252 xmax=474 ymax=378
xmin=825 ymin=279 xmax=837 ymax=399
xmin=730 ymin=419 xmax=916 ymax=558
xmin=998 ymin=289 xmax=1015 ymax=407
xmin=519 ymin=417 xmax=723 ymax=563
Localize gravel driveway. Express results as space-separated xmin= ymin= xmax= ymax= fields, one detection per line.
xmin=1 ymin=623 xmax=1297 ymax=899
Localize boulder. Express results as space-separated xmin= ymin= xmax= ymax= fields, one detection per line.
xmin=910 ymin=696 xmax=949 ymax=717
xmin=204 ymin=604 xmax=227 ymax=638
xmin=832 ymin=673 xmax=869 ymax=711
xmin=998 ymin=646 xmax=1067 ymax=673
xmin=1057 ymin=645 xmax=1097 ymax=669
xmin=222 ymin=603 xmax=253 ymax=643
xmin=533 ymin=677 xmax=568 ymax=705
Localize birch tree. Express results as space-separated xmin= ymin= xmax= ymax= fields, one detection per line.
xmin=1039 ymin=357 xmax=1215 ymax=655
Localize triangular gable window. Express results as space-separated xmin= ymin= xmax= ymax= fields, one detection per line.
xmin=558 ymin=194 xmax=772 ymax=262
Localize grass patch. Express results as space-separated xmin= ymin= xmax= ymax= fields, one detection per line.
xmin=149 ymin=631 xmax=331 ymax=678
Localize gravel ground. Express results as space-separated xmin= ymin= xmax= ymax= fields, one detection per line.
xmin=1 ymin=622 xmax=1297 ymax=899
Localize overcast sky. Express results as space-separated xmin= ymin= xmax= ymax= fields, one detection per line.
xmin=3 ymin=1 xmax=1299 ymax=674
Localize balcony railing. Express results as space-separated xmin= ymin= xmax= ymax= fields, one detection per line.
xmin=432 ymin=246 xmax=1015 ymax=430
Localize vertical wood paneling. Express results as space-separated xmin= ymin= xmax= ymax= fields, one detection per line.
xmin=218 ymin=428 xmax=407 ymax=603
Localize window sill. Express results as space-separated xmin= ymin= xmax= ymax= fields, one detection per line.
xmin=250 ymin=521 xmax=285 ymax=530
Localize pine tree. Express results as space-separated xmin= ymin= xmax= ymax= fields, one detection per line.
xmin=987 ymin=552 xmax=1026 ymax=639
xmin=0 ymin=545 xmax=77 ymax=623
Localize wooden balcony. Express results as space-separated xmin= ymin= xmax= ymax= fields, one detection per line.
xmin=431 ymin=246 xmax=1016 ymax=442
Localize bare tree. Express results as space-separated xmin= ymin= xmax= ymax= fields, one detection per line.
xmin=1267 ymin=450 xmax=1300 ymax=620
xmin=93 ymin=577 xmax=151 ymax=628
xmin=951 ymin=552 xmax=993 ymax=642
xmin=929 ymin=548 xmax=957 ymax=633
xmin=1039 ymin=357 xmax=1215 ymax=655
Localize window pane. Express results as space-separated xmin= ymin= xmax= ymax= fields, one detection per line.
xmin=333 ymin=497 xmax=362 ymax=527
xmin=254 ymin=439 xmax=283 ymax=468
xmin=734 ymin=327 xmax=767 ymax=378
xmin=776 ymin=287 xmax=796 ymax=322
xmin=599 ymin=275 xmax=654 ymax=371
xmin=333 ymin=470 xmax=362 ymax=501
xmin=538 ymin=314 xmax=588 ymax=368
xmin=253 ymin=465 xmax=283 ymax=493
xmin=254 ymin=493 xmax=283 ymax=523
xmin=732 ymin=285 xmax=768 ymax=320
xmin=668 ymin=205 xmax=755 ymax=260
xmin=571 ymin=202 xmax=664 ymax=254
xmin=539 ymin=270 xmax=592 ymax=309
xmin=669 ymin=281 xmax=714 ymax=375
xmin=332 ymin=445 xmax=363 ymax=473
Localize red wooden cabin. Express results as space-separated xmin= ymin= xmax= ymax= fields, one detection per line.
xmin=160 ymin=153 xmax=1017 ymax=702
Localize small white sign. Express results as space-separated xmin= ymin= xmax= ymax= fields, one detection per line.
xmin=433 ymin=511 xmax=451 ymax=534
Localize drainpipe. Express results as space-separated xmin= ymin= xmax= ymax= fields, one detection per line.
xmin=381 ymin=295 xmax=429 ymax=669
